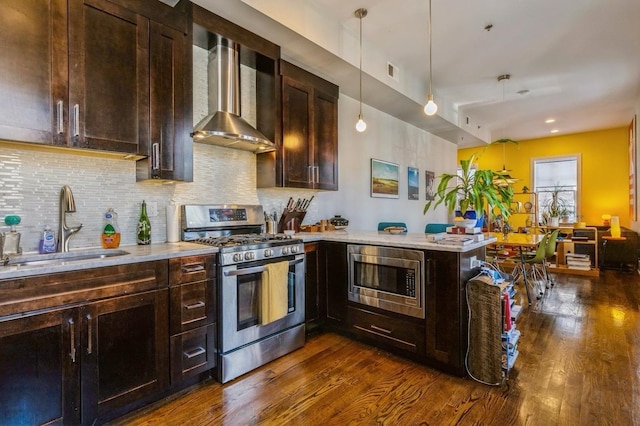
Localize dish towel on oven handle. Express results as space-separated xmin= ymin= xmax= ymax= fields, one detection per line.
xmin=261 ymin=260 xmax=290 ymax=325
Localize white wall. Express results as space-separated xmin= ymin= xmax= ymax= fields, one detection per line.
xmin=315 ymin=95 xmax=455 ymax=233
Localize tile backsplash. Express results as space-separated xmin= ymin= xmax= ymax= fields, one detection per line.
xmin=0 ymin=142 xmax=313 ymax=253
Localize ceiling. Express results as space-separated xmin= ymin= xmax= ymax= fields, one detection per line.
xmin=192 ymin=0 xmax=640 ymax=148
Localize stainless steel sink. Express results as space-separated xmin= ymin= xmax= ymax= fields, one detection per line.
xmin=6 ymin=249 xmax=130 ymax=267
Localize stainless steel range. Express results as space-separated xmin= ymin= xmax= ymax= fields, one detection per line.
xmin=181 ymin=204 xmax=305 ymax=383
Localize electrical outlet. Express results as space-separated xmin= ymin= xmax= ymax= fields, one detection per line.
xmin=470 ymin=256 xmax=482 ymax=269
xmin=146 ymin=201 xmax=158 ymax=217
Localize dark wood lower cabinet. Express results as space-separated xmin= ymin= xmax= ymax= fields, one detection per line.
xmin=304 ymin=242 xmax=322 ymax=333
xmin=321 ymin=241 xmax=348 ymax=329
xmin=0 ymin=308 xmax=78 ymax=425
xmin=312 ymin=241 xmax=485 ymax=377
xmin=347 ymin=306 xmax=426 ymax=358
xmin=425 ymin=247 xmax=485 ymax=376
xmin=0 ymin=260 xmax=170 ymax=425
xmin=81 ymin=289 xmax=169 ymax=424
xmin=168 ymin=255 xmax=216 ymax=387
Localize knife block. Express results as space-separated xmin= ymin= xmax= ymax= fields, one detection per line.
xmin=278 ymin=211 xmax=306 ymax=233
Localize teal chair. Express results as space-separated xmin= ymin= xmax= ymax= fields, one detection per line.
xmin=378 ymin=222 xmax=407 ymax=231
xmin=424 ymin=223 xmax=453 ymax=233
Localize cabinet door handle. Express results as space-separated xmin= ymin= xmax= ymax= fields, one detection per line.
xmin=184 ymin=347 xmax=206 ymax=359
xmin=184 ymin=301 xmax=205 ymax=310
xmin=72 ymin=104 xmax=80 ymax=137
xmin=314 ymin=166 xmax=320 ymax=183
xmin=56 ymin=100 xmax=64 ymax=134
xmin=152 ymin=142 xmax=160 ymax=170
xmin=182 ymin=264 xmax=205 ymax=273
xmin=370 ymin=324 xmax=392 ymax=334
xmin=86 ymin=314 xmax=93 ymax=354
xmin=68 ymin=318 xmax=76 ymax=363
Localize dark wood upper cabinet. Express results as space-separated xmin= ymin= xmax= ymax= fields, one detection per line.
xmin=258 ymin=60 xmax=339 ymax=190
xmin=0 ymin=0 xmax=68 ymax=146
xmin=68 ymin=0 xmax=149 ymax=154
xmin=136 ymin=19 xmax=193 ymax=181
xmin=0 ymin=0 xmax=193 ymax=181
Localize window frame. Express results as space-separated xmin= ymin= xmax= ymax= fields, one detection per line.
xmin=531 ymin=154 xmax=582 ymax=222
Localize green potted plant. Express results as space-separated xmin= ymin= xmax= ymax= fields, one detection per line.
xmin=542 ymin=186 xmax=573 ymax=226
xmin=423 ymin=151 xmax=515 ymax=226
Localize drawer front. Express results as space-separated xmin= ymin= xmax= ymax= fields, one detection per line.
xmin=348 ymin=306 xmax=426 ymax=355
xmin=169 ymin=280 xmax=214 ymax=334
xmin=169 ymin=255 xmax=215 ymax=286
xmin=170 ymin=324 xmax=216 ymax=384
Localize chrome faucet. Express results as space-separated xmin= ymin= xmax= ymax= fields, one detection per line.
xmin=58 ymin=185 xmax=83 ymax=252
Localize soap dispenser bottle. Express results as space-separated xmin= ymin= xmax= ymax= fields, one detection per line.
xmin=2 ymin=215 xmax=22 ymax=255
xmin=39 ymin=225 xmax=57 ymax=254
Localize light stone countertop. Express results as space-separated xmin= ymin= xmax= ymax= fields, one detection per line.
xmin=0 ymin=231 xmax=496 ymax=280
xmin=0 ymin=242 xmax=217 ymax=280
xmin=294 ymin=230 xmax=496 ymax=252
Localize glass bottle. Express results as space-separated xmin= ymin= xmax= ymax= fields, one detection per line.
xmin=137 ymin=200 xmax=151 ymax=245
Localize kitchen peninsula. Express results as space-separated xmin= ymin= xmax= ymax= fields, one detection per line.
xmin=0 ymin=224 xmax=494 ymax=424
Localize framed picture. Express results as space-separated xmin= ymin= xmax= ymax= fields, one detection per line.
xmin=408 ymin=167 xmax=419 ymax=200
xmin=630 ymin=115 xmax=637 ymax=221
xmin=425 ymin=170 xmax=435 ymax=201
xmin=371 ymin=159 xmax=399 ymax=198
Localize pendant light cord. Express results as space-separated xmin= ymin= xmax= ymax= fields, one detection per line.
xmin=428 ymin=0 xmax=433 ymax=96
xmin=359 ymin=11 xmax=363 ymax=116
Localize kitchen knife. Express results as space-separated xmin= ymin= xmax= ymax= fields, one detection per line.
xmin=294 ymin=198 xmax=301 ymax=210
xmin=303 ymin=195 xmax=314 ymax=211
xmin=286 ymin=197 xmax=294 ymax=211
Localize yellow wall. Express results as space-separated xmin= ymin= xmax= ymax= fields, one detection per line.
xmin=458 ymin=127 xmax=629 ymax=227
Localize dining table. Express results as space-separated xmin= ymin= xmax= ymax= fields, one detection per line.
xmin=487 ymin=232 xmax=546 ymax=305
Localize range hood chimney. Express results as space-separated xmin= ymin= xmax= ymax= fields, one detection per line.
xmin=192 ymin=36 xmax=275 ymax=153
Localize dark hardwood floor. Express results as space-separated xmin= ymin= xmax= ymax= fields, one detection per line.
xmin=111 ymin=270 xmax=640 ymax=425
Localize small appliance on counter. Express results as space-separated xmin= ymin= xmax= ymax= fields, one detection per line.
xmin=329 ymin=215 xmax=349 ymax=229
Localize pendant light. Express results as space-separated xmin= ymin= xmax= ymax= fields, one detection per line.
xmin=493 ymin=74 xmax=519 ymax=187
xmin=423 ymin=0 xmax=437 ymax=116
xmin=355 ymin=8 xmax=367 ymax=132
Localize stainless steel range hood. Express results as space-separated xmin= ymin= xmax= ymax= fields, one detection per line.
xmin=192 ymin=36 xmax=275 ymax=153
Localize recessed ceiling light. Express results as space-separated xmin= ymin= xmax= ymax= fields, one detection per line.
xmin=545 ymin=118 xmax=556 ymax=124
xmin=517 ymin=89 xmax=530 ymax=95
xmin=550 ymin=129 xmax=559 ymax=133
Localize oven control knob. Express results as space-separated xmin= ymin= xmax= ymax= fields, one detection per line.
xmin=290 ymin=245 xmax=299 ymax=254
xmin=264 ymin=249 xmax=273 ymax=257
xmin=281 ymin=247 xmax=289 ymax=255
xmin=233 ymin=253 xmax=243 ymax=262
xmin=244 ymin=252 xmax=255 ymax=261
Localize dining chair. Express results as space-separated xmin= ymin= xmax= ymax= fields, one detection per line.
xmin=377 ymin=222 xmax=407 ymax=231
xmin=424 ymin=223 xmax=453 ymax=233
xmin=509 ymin=233 xmax=549 ymax=299
xmin=540 ymin=229 xmax=559 ymax=287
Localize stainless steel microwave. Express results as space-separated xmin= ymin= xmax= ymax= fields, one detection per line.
xmin=347 ymin=244 xmax=425 ymax=319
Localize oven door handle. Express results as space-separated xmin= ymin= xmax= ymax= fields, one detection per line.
xmin=223 ymin=258 xmax=303 ymax=277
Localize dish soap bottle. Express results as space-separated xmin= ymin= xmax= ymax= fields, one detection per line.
xmin=39 ymin=225 xmax=57 ymax=253
xmin=101 ymin=208 xmax=121 ymax=249
xmin=137 ymin=200 xmax=151 ymax=245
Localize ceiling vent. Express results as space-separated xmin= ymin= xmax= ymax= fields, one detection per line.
xmin=387 ymin=61 xmax=399 ymax=82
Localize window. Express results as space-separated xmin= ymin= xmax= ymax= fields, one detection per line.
xmin=533 ymin=156 xmax=580 ymax=223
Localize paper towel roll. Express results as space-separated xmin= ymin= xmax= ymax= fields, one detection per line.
xmin=166 ymin=204 xmax=180 ymax=242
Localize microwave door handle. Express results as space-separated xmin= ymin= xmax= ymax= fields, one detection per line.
xmin=224 ymin=258 xmax=304 ymax=277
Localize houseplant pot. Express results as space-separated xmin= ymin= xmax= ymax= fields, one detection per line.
xmin=423 ymin=152 xmax=514 ymax=225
